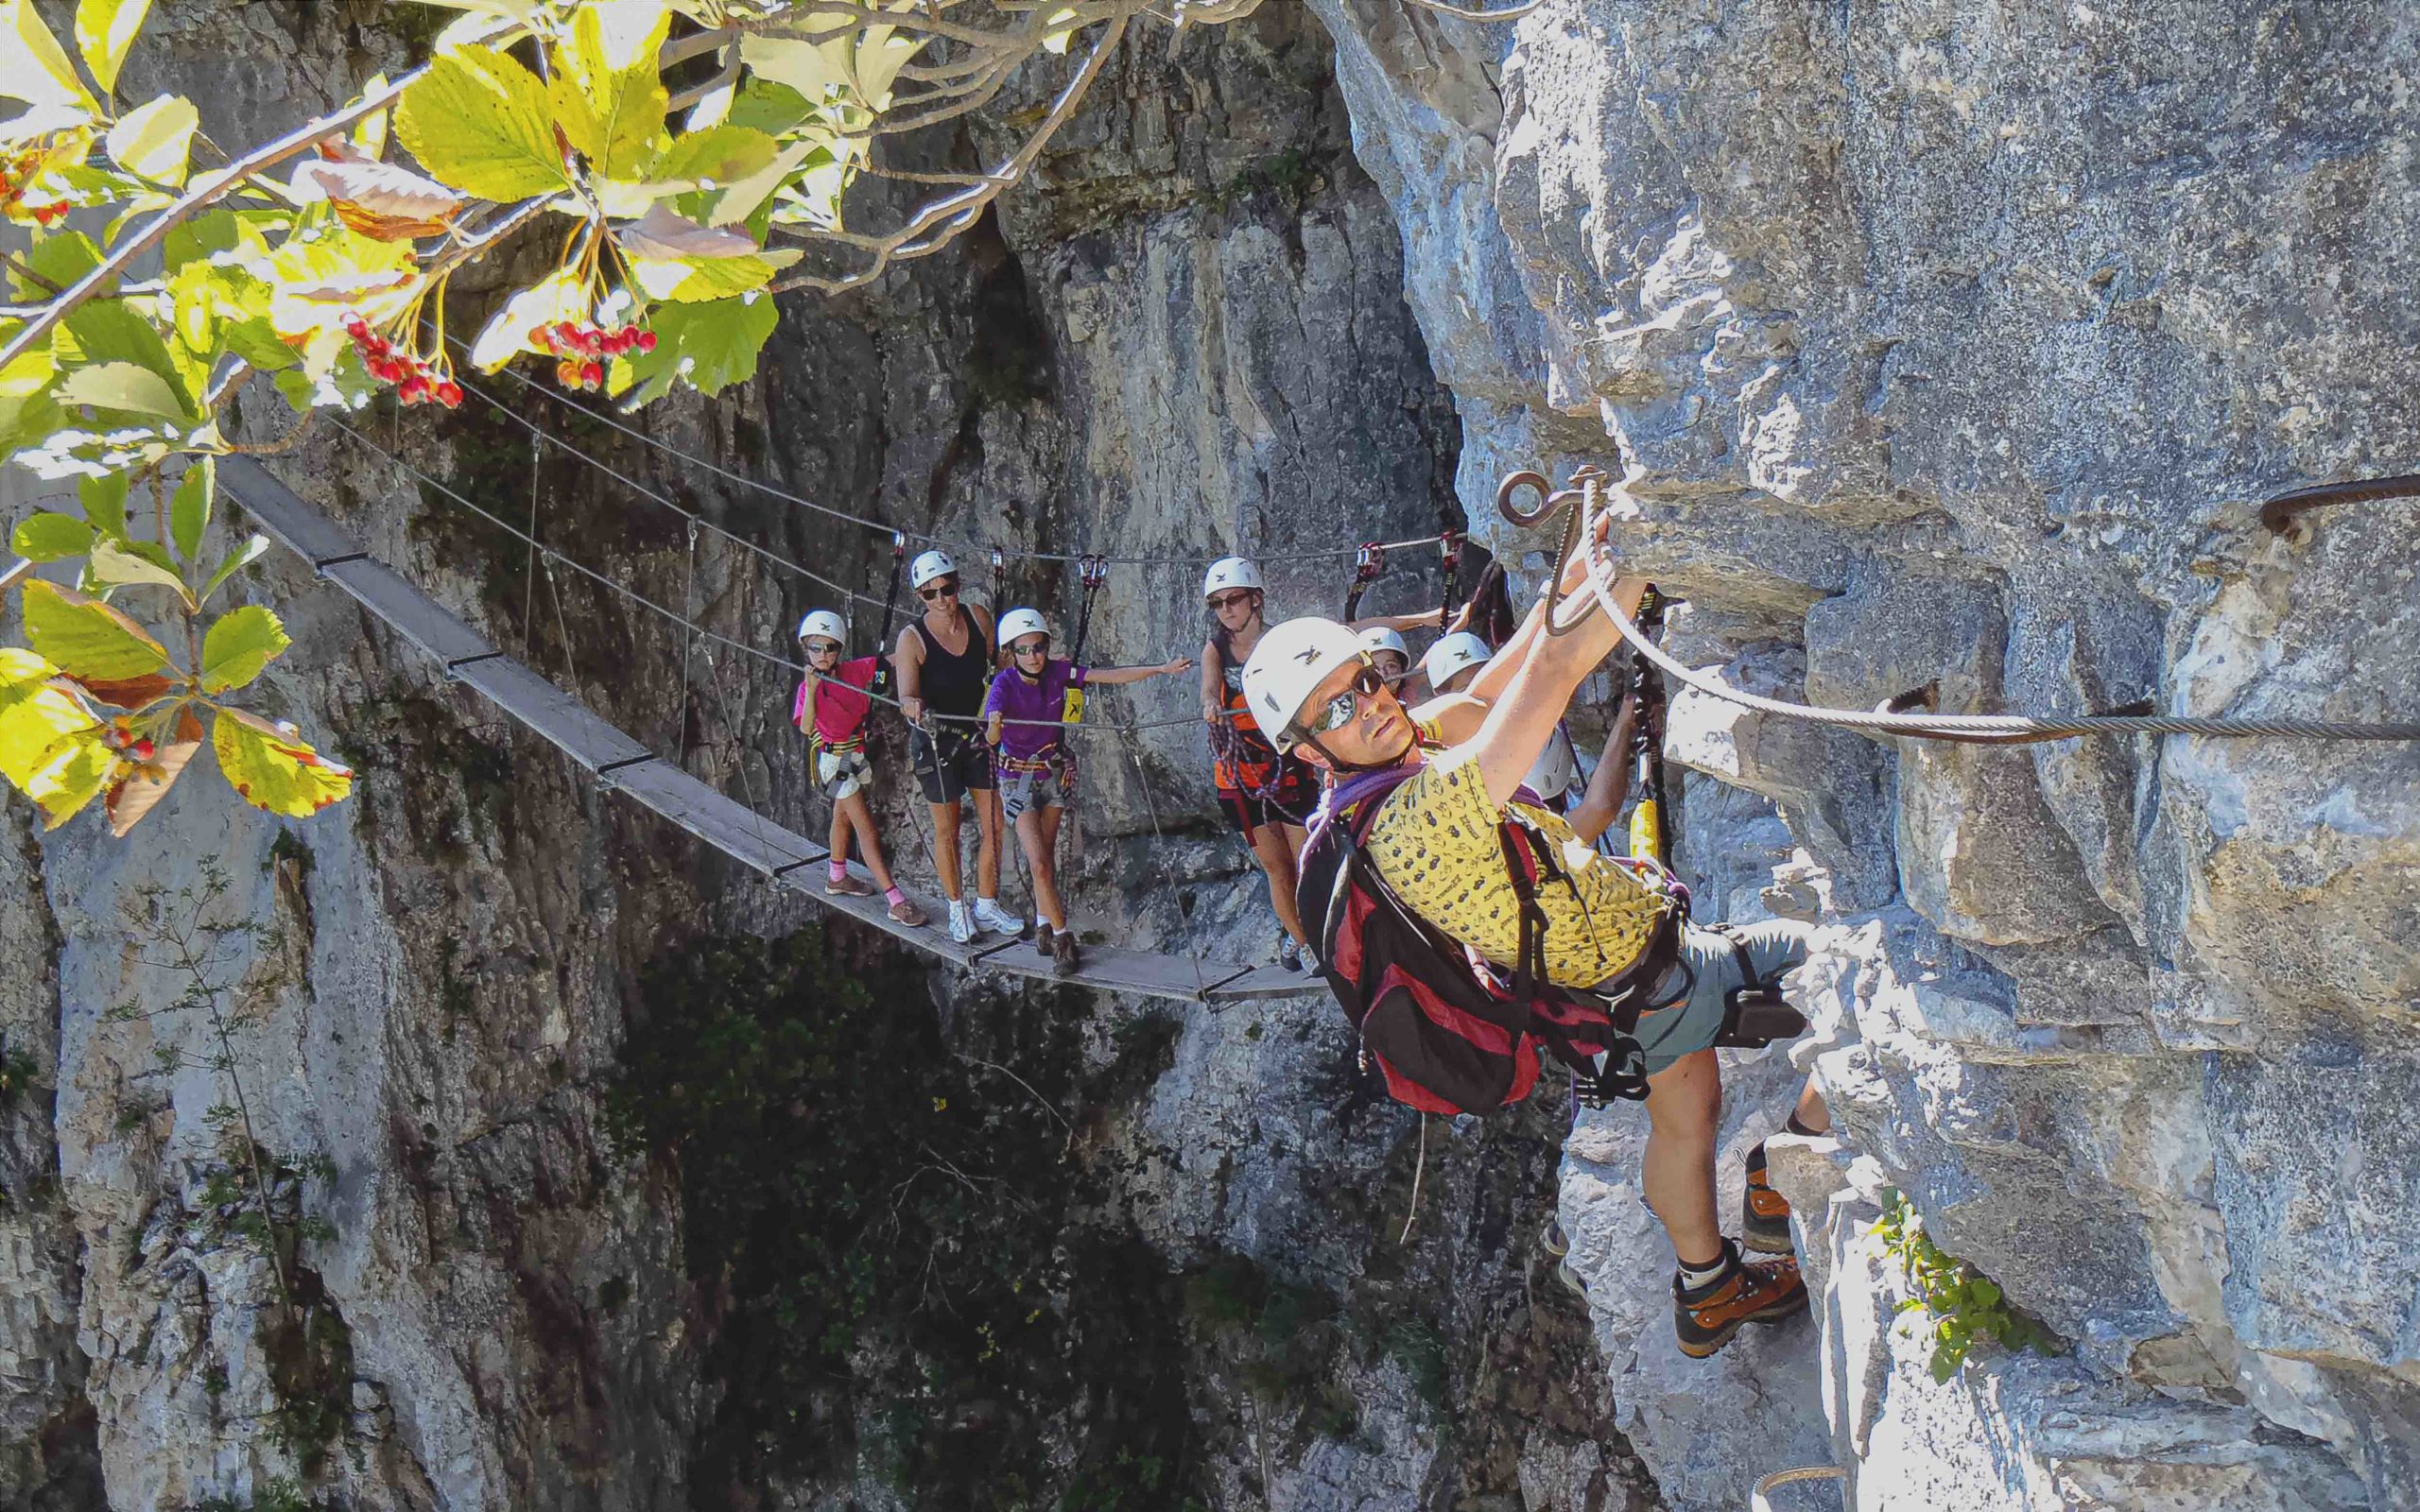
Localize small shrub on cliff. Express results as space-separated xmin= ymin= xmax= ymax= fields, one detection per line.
xmin=1875 ymin=1191 xmax=2057 ymax=1382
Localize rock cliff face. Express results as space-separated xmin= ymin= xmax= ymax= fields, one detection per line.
xmin=1306 ymin=0 xmax=2420 ymax=1508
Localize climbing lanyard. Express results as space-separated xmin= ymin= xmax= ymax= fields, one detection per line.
xmin=1437 ymin=528 xmax=1461 ymax=632
xmin=872 ymin=532 xmax=908 ymax=697
xmin=1063 ymin=554 xmax=1107 ymax=724
xmin=1343 ymin=542 xmax=1385 ymax=621
xmin=1624 ymin=586 xmax=1670 ymax=864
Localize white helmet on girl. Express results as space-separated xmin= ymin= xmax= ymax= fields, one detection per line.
xmin=1201 ymin=556 xmax=1264 ymax=602
xmin=1241 ymin=618 xmax=1368 ymax=753
xmin=1358 ymin=626 xmax=1409 ymax=662
xmin=910 ymin=548 xmax=959 ymax=591
xmin=796 ymin=610 xmax=847 ymax=646
xmin=1419 ymin=631 xmax=1493 ymax=692
xmin=995 ymin=608 xmax=1051 ymax=649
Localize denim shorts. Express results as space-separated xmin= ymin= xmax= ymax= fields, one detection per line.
xmin=1627 ymin=920 xmax=1809 ymax=1076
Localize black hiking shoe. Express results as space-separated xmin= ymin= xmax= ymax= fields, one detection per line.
xmin=1743 ymin=1142 xmax=1793 ymax=1255
xmin=1673 ymin=1241 xmax=1806 ymax=1359
xmin=1051 ymin=930 xmax=1081 ymax=977
xmin=1038 ymin=927 xmax=1055 ymax=960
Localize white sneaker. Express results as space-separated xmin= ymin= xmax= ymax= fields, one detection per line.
xmin=947 ymin=900 xmax=977 ymax=945
xmin=973 ymin=896 xmax=1023 ymax=937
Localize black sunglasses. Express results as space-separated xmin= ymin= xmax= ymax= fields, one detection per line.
xmin=919 ymin=579 xmax=959 ymax=601
xmin=1208 ymin=591 xmax=1256 ymax=611
xmin=1301 ymin=663 xmax=1387 ymax=739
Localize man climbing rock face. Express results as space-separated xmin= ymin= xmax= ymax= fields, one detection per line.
xmin=1244 ymin=524 xmax=1832 ymax=1359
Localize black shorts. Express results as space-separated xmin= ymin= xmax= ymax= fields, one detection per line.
xmin=911 ymin=727 xmax=996 ymax=803
xmin=1218 ymin=757 xmax=1314 ymax=838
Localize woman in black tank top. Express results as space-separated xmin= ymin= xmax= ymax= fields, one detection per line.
xmin=912 ymin=609 xmax=994 ymax=721
xmin=894 ymin=559 xmax=1009 ymax=943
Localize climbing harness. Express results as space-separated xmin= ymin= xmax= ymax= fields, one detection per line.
xmin=1496 ymin=467 xmax=2420 ymax=745
xmin=1343 ymin=542 xmax=1385 ymax=621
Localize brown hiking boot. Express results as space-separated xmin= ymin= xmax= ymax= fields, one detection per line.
xmin=825 ymin=872 xmax=876 ymax=898
xmin=1743 ymin=1143 xmax=1793 ymax=1255
xmin=1051 ymin=930 xmax=1081 ymax=977
xmin=888 ymin=897 xmax=929 ymax=927
xmin=1674 ymin=1243 xmax=1806 ymax=1359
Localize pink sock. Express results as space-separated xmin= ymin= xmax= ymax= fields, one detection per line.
xmin=885 ymin=886 xmax=908 ymax=907
xmin=828 ymin=860 xmax=848 ymax=883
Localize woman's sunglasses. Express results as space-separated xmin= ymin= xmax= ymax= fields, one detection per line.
xmin=919 ymin=578 xmax=959 ymax=601
xmin=1302 ymin=663 xmax=1387 ymax=739
xmin=1208 ymin=591 xmax=1256 ymax=612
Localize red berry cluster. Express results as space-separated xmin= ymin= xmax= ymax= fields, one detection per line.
xmin=2 ymin=144 xmax=70 ymax=226
xmin=530 ymin=320 xmax=655 ymax=391
xmin=106 ymin=718 xmax=156 ymax=767
xmin=341 ymin=311 xmax=461 ymax=408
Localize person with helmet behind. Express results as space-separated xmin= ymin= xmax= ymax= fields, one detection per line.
xmin=893 ymin=549 xmax=1019 ymax=946
xmin=1359 ymin=626 xmax=1411 ymax=692
xmin=1199 ymin=556 xmax=1443 ymax=971
xmin=1419 ymin=630 xmax=1585 ymax=813
xmin=982 ymin=609 xmax=1195 ymax=976
xmin=1241 ymin=528 xmax=1830 ymax=1362
xmin=1415 ymin=629 xmax=1492 ymax=700
xmin=794 ymin=610 xmax=927 ymax=927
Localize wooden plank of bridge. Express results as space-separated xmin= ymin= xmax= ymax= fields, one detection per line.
xmin=604 ymin=760 xmax=825 ymax=876
xmin=220 ymin=455 xmax=371 ymax=567
xmin=321 ymin=560 xmax=497 ymax=667
xmin=774 ymin=865 xmax=991 ymax=969
xmin=451 ymin=657 xmax=652 ymax=773
xmin=1204 ymin=965 xmax=1323 ymax=1002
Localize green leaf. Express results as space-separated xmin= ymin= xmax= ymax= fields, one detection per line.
xmin=0 ymin=648 xmax=110 ymax=828
xmin=19 ymin=577 xmax=169 ymax=679
xmin=212 ymin=706 xmax=353 ymax=817
xmin=88 ymin=538 xmax=192 ymax=607
xmin=13 ymin=230 xmax=103 ymax=299
xmin=53 ymin=360 xmax=188 ymax=419
xmin=199 ymin=603 xmax=287 ymax=693
xmin=1967 ymin=1278 xmax=2001 ymax=1309
xmin=161 ymin=208 xmax=268 ymax=274
xmin=553 ymin=0 xmax=671 ymax=176
xmin=629 ymin=251 xmax=776 ymax=303
xmin=648 ymin=124 xmax=776 ymax=189
xmin=614 ymin=292 xmax=775 ymax=404
xmin=1929 ymin=1347 xmax=1960 ymax=1384
xmin=199 ymin=532 xmax=268 ymax=605
xmin=73 ymin=0 xmax=149 ymax=95
xmin=721 ymin=77 xmax=811 ymax=137
xmin=104 ymin=94 xmax=196 ymax=186
xmin=395 ymin=43 xmax=570 ymax=200
xmin=11 ymin=512 xmax=94 ymax=561
xmin=60 ymin=299 xmax=189 ymax=408
xmin=0 ymin=0 xmax=95 ymax=112
xmin=706 ymin=135 xmax=821 ymax=229
xmin=168 ymin=456 xmax=211 ymax=560
xmin=78 ymin=472 xmax=129 ymax=539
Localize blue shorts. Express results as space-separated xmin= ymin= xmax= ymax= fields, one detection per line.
xmin=1628 ymin=920 xmax=1809 ymax=1076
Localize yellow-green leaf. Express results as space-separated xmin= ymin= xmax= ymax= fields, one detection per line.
xmin=615 ymin=292 xmax=775 ymax=404
xmin=706 ymin=134 xmax=823 ymax=229
xmin=88 ymin=538 xmax=193 ymax=607
xmin=106 ymin=94 xmax=198 ymax=185
xmin=0 ymin=0 xmax=95 ymax=112
xmin=0 ymin=648 xmax=110 ymax=828
xmin=21 ymin=578 xmax=171 ymax=679
xmin=53 ymin=360 xmax=188 ymax=419
xmin=630 ymin=250 xmax=775 ymax=302
xmin=553 ymin=0 xmax=669 ymax=175
xmin=11 ymin=511 xmax=94 ymax=561
xmin=105 ymin=701 xmax=199 ymax=835
xmin=73 ymin=0 xmax=149 ymax=95
xmin=1042 ymin=7 xmax=1081 ymax=56
xmin=169 ymin=455 xmax=210 ymax=560
xmin=467 ymin=266 xmax=589 ymax=372
xmin=200 ymin=533 xmax=268 ymax=606
xmin=78 ymin=472 xmax=129 ymax=539
xmin=213 ymin=707 xmax=353 ymax=817
xmin=647 ymin=123 xmax=775 ymax=189
xmin=395 ymin=43 xmax=569 ymax=201
xmin=198 ymin=604 xmax=287 ymax=694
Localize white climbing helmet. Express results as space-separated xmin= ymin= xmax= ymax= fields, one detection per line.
xmin=1201 ymin=556 xmax=1264 ymax=602
xmin=910 ymin=548 xmax=959 ymax=591
xmin=996 ymin=608 xmax=1051 ymax=651
xmin=1358 ymin=626 xmax=1409 ymax=663
xmin=1419 ymin=631 xmax=1493 ymax=693
xmin=796 ymin=610 xmax=847 ymax=647
xmin=1242 ymin=618 xmax=1369 ymax=753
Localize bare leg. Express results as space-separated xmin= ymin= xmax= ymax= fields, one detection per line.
xmin=1791 ymin=1080 xmax=1830 ymax=1135
xmin=827 ymin=793 xmax=854 ymax=865
xmin=840 ymin=793 xmax=896 ymax=892
xmin=1247 ymin=824 xmax=1308 ymax=945
xmin=974 ymin=786 xmax=1004 ymax=898
xmin=1017 ymin=805 xmax=1067 ymax=932
xmin=929 ymin=800 xmax=964 ymax=902
xmin=1642 ymin=1048 xmax=1725 ymax=1264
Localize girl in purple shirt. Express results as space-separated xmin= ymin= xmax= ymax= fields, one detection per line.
xmin=983 ymin=609 xmax=1192 ymax=976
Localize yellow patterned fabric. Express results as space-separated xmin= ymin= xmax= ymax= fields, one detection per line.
xmin=1366 ymin=749 xmax=1670 ymax=988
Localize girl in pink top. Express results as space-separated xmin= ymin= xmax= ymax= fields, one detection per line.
xmin=794 ymin=611 xmax=926 ymax=927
